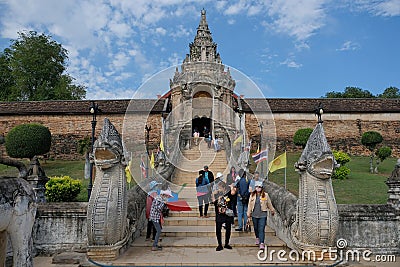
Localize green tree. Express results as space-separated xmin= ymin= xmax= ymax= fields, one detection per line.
xmin=361 ymin=131 xmax=383 ymax=173
xmin=325 ymin=87 xmax=375 ymax=98
xmin=0 ymin=53 xmax=14 ymax=100
xmin=374 ymin=146 xmax=392 ymax=173
xmin=377 ymin=86 xmax=400 ymax=98
xmin=0 ymin=31 xmax=86 ymax=101
xmin=293 ymin=128 xmax=313 ymax=148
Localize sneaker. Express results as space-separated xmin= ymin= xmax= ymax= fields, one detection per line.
xmin=255 ymin=238 xmax=260 ymax=245
xmin=145 ymin=238 xmax=150 ymax=241
xmin=235 ymin=228 xmax=243 ymax=232
xmin=224 ymin=244 xmax=232 ymax=249
xmin=259 ymin=243 xmax=265 ymax=250
xmin=152 ymin=246 xmax=162 ymax=251
xmin=216 ymin=245 xmax=223 ymax=251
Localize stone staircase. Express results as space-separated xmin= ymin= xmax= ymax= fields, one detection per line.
xmin=83 ymin=139 xmax=312 ymax=266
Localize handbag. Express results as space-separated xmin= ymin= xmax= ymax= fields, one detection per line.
xmin=244 ymin=221 xmax=251 ymax=232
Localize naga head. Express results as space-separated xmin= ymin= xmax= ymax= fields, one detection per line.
xmin=295 ymin=123 xmax=336 ymax=179
xmin=93 ymin=118 xmax=124 ymax=169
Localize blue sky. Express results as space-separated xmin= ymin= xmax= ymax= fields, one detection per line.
xmin=0 ymin=0 xmax=399 ymax=99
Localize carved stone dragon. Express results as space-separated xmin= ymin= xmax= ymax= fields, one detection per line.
xmin=292 ymin=122 xmax=339 ymax=251
xmin=87 ymin=118 xmax=129 ymax=259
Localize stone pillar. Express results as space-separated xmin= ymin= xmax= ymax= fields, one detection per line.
xmin=386 ymin=159 xmax=400 ymax=210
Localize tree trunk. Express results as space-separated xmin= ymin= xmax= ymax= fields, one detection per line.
xmin=369 ymin=153 xmax=374 ymax=173
xmin=374 ymin=158 xmax=381 ymax=174
xmin=0 ymin=156 xmax=27 ymax=178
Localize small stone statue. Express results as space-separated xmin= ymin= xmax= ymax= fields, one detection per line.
xmin=389 ymin=159 xmax=400 ymax=181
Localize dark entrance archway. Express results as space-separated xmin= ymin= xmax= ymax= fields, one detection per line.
xmin=192 ymin=117 xmax=211 ymax=137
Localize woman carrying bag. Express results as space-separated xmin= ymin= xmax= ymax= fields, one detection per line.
xmin=246 ymin=181 xmax=276 ymax=250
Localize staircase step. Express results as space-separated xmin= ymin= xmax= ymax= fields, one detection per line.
xmin=112 ymin=246 xmax=313 ymax=266
xmin=133 ymin=235 xmax=285 ymax=248
xmin=157 ymin=225 xmax=275 ymax=237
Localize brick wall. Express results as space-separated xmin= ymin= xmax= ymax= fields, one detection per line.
xmin=0 ymin=99 xmax=399 ymax=159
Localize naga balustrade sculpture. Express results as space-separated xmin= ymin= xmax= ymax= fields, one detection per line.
xmin=292 ymin=121 xmax=339 ymax=253
xmin=87 ymin=118 xmax=129 ymax=260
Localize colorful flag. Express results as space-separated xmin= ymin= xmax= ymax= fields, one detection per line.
xmin=252 ymin=149 xmax=268 ymax=164
xmin=140 ymin=157 xmax=146 ymax=178
xmin=150 ymin=152 xmax=155 ymax=169
xmin=268 ymin=152 xmax=287 ymax=173
xmin=160 ymin=139 xmax=164 ymax=152
xmin=233 ymin=135 xmax=242 ymax=146
xmin=125 ymin=160 xmax=133 ymax=184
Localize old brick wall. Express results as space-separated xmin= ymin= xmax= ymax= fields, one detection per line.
xmin=245 ymin=113 xmax=400 ymax=157
xmin=0 ymin=99 xmax=399 ymax=159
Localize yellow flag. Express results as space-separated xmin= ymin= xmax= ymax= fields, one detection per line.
xmin=125 ymin=160 xmax=132 ymax=184
xmin=160 ymin=139 xmax=164 ymax=152
xmin=268 ymin=152 xmax=287 ymax=173
xmin=233 ymin=135 xmax=242 ymax=146
xmin=150 ymin=152 xmax=155 ymax=169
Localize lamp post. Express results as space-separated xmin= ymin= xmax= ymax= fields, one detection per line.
xmin=315 ymin=102 xmax=324 ymax=123
xmin=88 ymin=101 xmax=99 ymax=201
xmin=259 ymin=122 xmax=264 ymax=177
xmin=145 ymin=124 xmax=151 ymax=178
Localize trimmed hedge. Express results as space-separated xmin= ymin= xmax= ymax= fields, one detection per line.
xmin=45 ymin=175 xmax=82 ymax=202
xmin=293 ymin=128 xmax=313 ymax=148
xmin=5 ymin=123 xmax=51 ymax=158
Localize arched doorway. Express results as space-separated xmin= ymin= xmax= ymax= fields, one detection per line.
xmin=192 ymin=117 xmax=211 ymax=137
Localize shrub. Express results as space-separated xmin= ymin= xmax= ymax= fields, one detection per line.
xmin=332 ymin=166 xmax=350 ymax=180
xmin=333 ymin=150 xmax=351 ymax=166
xmin=293 ymin=128 xmax=313 ymax=148
xmin=361 ymin=131 xmax=383 ymax=151
xmin=376 ymin=146 xmax=392 ymax=162
xmin=45 ymin=175 xmax=82 ymax=202
xmin=5 ymin=123 xmax=51 ymax=159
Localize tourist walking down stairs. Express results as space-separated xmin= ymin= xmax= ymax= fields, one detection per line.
xmin=247 ymin=181 xmax=276 ymax=250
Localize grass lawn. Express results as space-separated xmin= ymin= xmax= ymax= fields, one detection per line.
xmin=1 ymin=153 xmax=397 ymax=203
xmin=0 ymin=159 xmax=89 ymax=202
xmin=268 ymin=152 xmax=397 ymax=204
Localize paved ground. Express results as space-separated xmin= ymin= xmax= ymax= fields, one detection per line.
xmin=34 ymin=248 xmax=398 ymax=267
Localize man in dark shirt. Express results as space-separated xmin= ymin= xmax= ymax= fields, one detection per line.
xmin=235 ymin=168 xmax=250 ymax=231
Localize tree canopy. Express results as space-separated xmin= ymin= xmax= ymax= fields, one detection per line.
xmin=324 ymin=86 xmax=400 ymax=98
xmin=0 ymin=31 xmax=86 ymax=101
xmin=325 ymin=87 xmax=375 ymax=98
xmin=377 ymin=86 xmax=400 ymax=98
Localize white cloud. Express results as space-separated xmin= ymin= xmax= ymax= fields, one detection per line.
xmin=346 ymin=0 xmax=400 ymax=17
xmin=155 ymin=27 xmax=167 ymax=36
xmin=169 ymin=25 xmax=191 ymax=39
xmin=267 ymin=0 xmax=328 ymax=41
xmin=280 ymin=58 xmax=302 ymax=68
xmin=227 ymin=19 xmax=236 ymax=25
xmin=336 ymin=41 xmax=361 ymax=51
